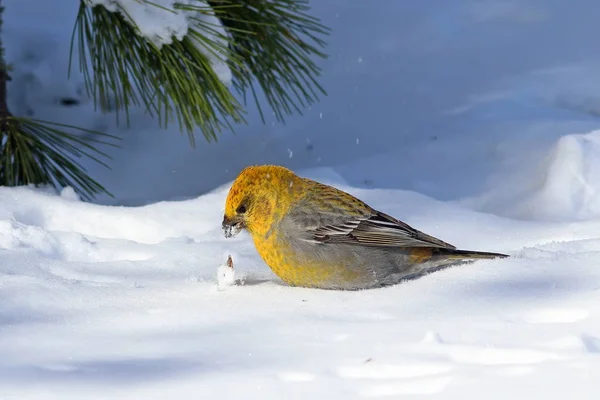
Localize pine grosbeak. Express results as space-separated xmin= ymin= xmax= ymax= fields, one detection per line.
xmin=222 ymin=165 xmax=508 ymax=290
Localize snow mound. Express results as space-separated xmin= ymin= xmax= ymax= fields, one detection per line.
xmin=534 ymin=131 xmax=600 ymax=220
xmin=466 ymin=129 xmax=600 ymax=222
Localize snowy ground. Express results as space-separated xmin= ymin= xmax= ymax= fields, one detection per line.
xmin=3 ymin=0 xmax=600 ymax=398
xmin=2 ymin=179 xmax=600 ymax=399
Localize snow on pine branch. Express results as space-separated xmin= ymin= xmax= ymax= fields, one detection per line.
xmin=85 ymin=0 xmax=232 ymax=84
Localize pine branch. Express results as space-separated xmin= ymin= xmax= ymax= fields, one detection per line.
xmin=1 ymin=0 xmax=119 ymax=200
xmin=0 ymin=2 xmax=8 ymax=134
xmin=72 ymin=0 xmax=245 ymax=147
xmin=0 ymin=117 xmax=119 ymax=200
xmin=71 ymin=0 xmax=330 ymax=144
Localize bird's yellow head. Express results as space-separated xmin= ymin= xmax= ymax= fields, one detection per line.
xmin=222 ymin=165 xmax=302 ymax=238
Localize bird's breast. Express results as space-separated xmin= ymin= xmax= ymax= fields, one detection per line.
xmin=252 ymin=232 xmax=372 ymax=289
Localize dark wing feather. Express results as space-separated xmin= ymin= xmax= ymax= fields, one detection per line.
xmin=312 ymin=210 xmax=456 ymax=249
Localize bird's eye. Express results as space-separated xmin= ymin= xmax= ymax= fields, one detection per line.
xmin=236 ymin=204 xmax=247 ymax=214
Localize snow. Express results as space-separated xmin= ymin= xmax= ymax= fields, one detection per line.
xmin=86 ymin=0 xmax=193 ymax=46
xmin=2 ymin=182 xmax=600 ymax=399
xmin=216 ymin=255 xmax=237 ymax=289
xmin=463 ymin=129 xmax=600 ymax=221
xmin=3 ymin=0 xmax=600 ymax=398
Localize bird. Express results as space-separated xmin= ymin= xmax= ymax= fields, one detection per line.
xmin=222 ymin=165 xmax=508 ymax=290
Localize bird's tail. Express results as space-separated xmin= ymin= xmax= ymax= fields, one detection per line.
xmin=444 ymin=249 xmax=509 ymax=260
xmin=393 ymin=247 xmax=509 ymax=284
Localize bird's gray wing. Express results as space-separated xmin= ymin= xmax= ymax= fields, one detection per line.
xmin=285 ymin=201 xmax=456 ymax=250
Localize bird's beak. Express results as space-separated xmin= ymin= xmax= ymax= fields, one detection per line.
xmin=222 ymin=215 xmax=244 ymax=238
